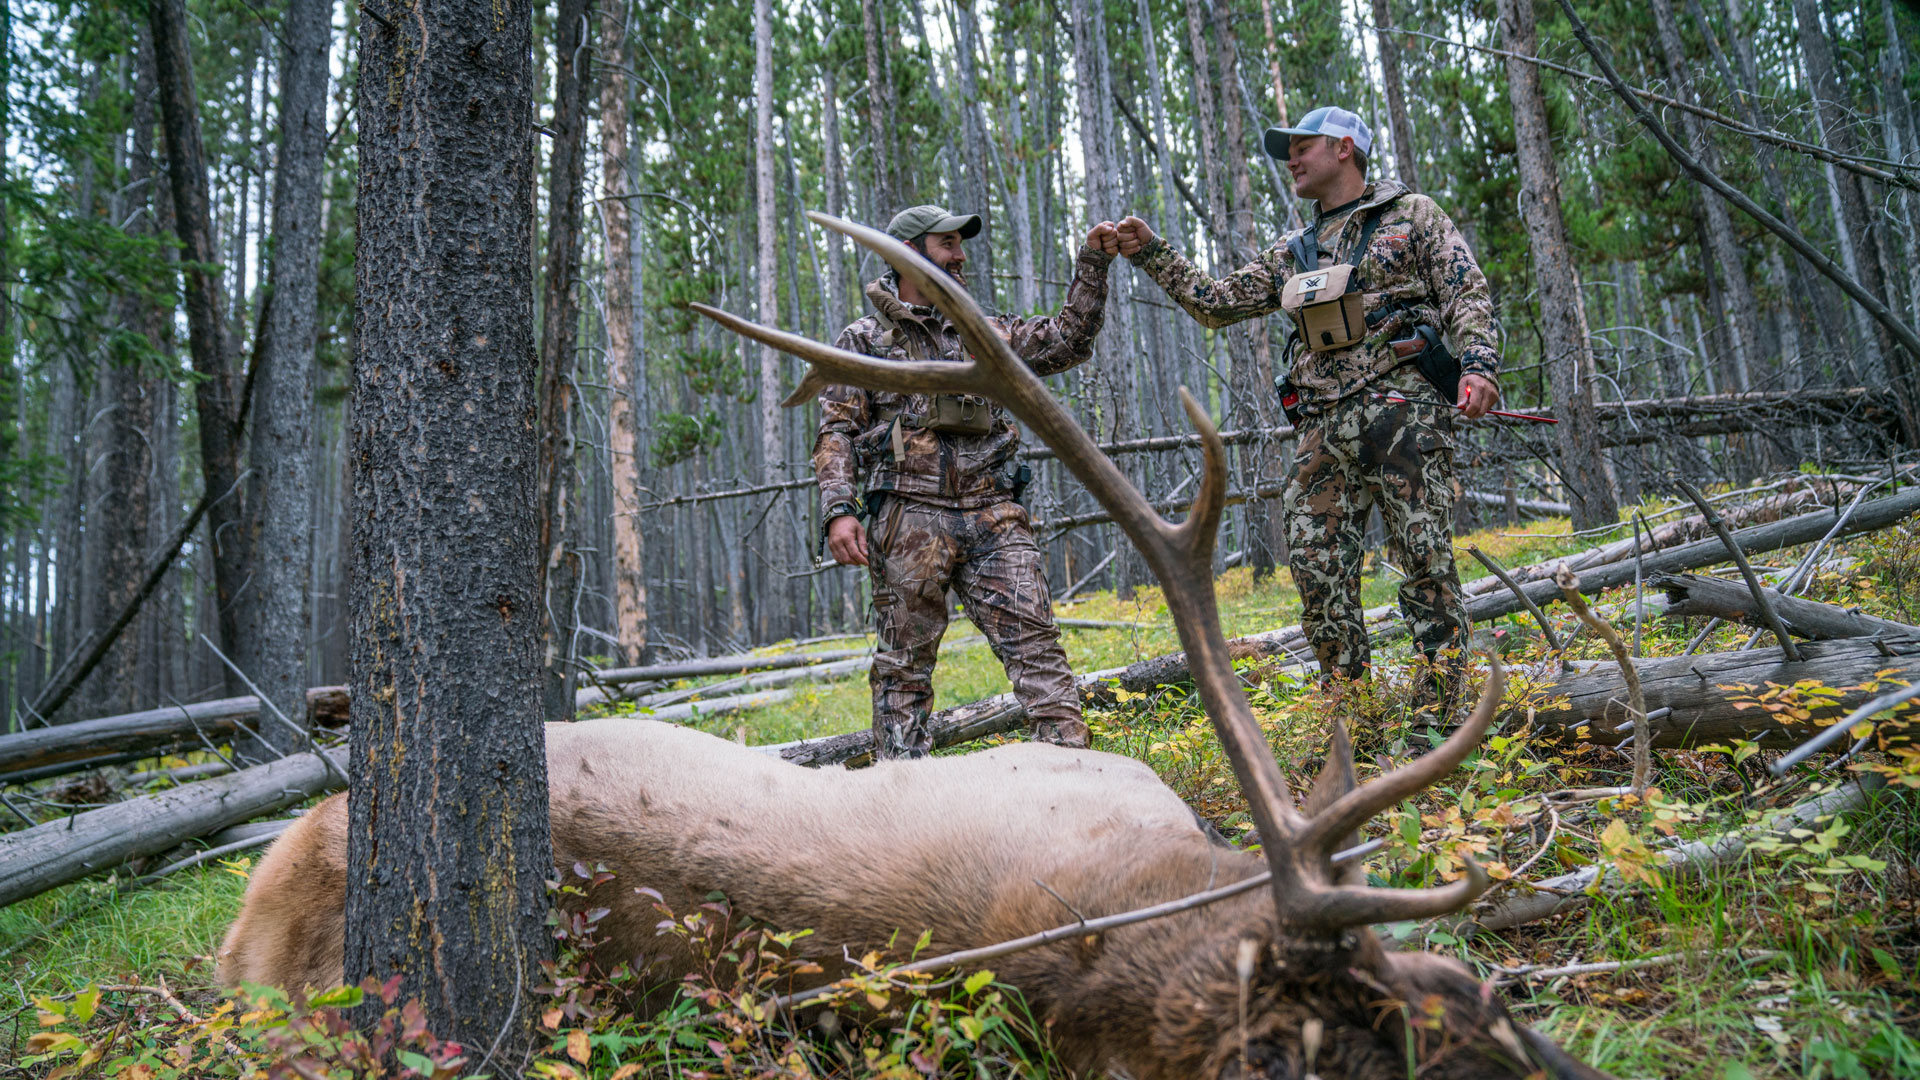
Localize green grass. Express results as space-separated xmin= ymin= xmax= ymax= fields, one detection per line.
xmin=6 ymin=502 xmax=1919 ymax=1078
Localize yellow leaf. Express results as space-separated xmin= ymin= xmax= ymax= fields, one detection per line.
xmin=542 ymin=1008 xmax=564 ymax=1030
xmin=609 ymin=1066 xmax=642 ymax=1080
xmin=566 ymin=1028 xmax=591 ymax=1065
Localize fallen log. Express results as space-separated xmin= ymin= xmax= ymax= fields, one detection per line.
xmin=584 ymin=648 xmax=868 ymax=687
xmin=1526 ymin=635 xmax=1920 ymax=747
xmin=1459 ymin=773 xmax=1892 ymax=935
xmin=1652 ymin=571 xmax=1920 ymax=642
xmin=0 ymin=687 xmax=349 ymax=784
xmin=769 ymin=667 xmax=1127 ymax=768
xmin=0 ymin=746 xmax=348 ymax=908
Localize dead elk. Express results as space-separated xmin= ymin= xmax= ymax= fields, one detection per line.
xmin=216 ymin=212 xmax=1610 ymax=1079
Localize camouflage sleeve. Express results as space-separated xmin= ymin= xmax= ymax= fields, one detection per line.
xmin=1127 ymin=235 xmax=1287 ymax=329
xmin=1411 ymin=198 xmax=1500 ymax=381
xmin=1007 ymin=244 xmax=1113 ymax=377
xmin=812 ymin=323 xmax=871 ymax=514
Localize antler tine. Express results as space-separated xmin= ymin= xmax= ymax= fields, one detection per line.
xmin=1299 ymin=659 xmax=1507 ymax=855
xmin=687 ymin=302 xmax=979 ymax=407
xmin=1292 ymin=858 xmax=1491 ymax=928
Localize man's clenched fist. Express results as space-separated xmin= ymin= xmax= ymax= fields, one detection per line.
xmin=1086 ymin=221 xmax=1120 ymax=257
xmin=1115 ymin=216 xmax=1156 ymax=257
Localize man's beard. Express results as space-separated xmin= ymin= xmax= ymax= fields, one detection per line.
xmin=935 ymin=262 xmax=967 ymax=290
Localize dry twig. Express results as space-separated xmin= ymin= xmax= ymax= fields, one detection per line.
xmin=1553 ymin=564 xmax=1650 ymax=796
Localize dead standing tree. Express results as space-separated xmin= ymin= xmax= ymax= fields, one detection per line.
xmin=347 ymin=0 xmax=552 ymax=1049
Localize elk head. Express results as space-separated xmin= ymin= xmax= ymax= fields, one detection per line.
xmin=692 ymin=213 xmax=1611 ymax=1079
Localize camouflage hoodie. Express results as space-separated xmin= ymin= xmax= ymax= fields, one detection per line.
xmin=1130 ymin=178 xmax=1498 ymax=409
xmin=813 ymin=246 xmax=1112 ymax=512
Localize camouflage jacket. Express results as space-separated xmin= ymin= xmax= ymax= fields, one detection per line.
xmin=1130 ymin=179 xmax=1498 ymax=409
xmin=813 ymin=246 xmax=1112 ymax=512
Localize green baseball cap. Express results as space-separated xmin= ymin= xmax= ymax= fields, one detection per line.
xmin=885 ymin=204 xmax=983 ymax=242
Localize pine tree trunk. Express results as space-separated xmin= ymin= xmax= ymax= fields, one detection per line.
xmin=536 ymin=0 xmax=594 ymax=722
xmin=233 ymin=0 xmax=326 ymax=754
xmin=1370 ymin=0 xmax=1420 ymax=191
xmin=602 ymin=0 xmax=647 ymax=666
xmin=1496 ymin=0 xmax=1616 ymax=529
xmin=1651 ymin=0 xmax=1759 ymax=389
xmin=861 ymin=0 xmax=895 ymax=209
xmin=1211 ymin=1 xmax=1280 ymax=576
xmin=1794 ymin=0 xmax=1901 ymax=388
xmin=346 ymin=0 xmax=552 ymax=1047
xmin=148 ymin=0 xmax=248 ymax=689
xmin=89 ymin=32 xmax=162 ymax=721
xmin=822 ymin=65 xmax=849 ymax=326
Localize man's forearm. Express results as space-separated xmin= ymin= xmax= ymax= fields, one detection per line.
xmin=1128 ymin=237 xmax=1278 ymax=330
xmin=812 ymin=431 xmax=859 ymax=513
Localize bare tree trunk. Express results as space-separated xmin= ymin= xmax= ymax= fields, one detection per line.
xmin=601 ymin=0 xmax=647 ymax=666
xmin=1496 ymin=0 xmax=1616 ymax=529
xmin=822 ymin=65 xmax=849 ymax=327
xmin=1651 ymin=0 xmax=1758 ymax=388
xmin=537 ymin=0 xmax=594 ymax=722
xmin=1370 ymin=0 xmax=1420 ymax=190
xmin=89 ymin=30 xmax=162 ymax=721
xmin=1794 ymin=0 xmax=1898 ymax=379
xmin=148 ymin=0 xmax=247 ymax=688
xmin=347 ymin=0 xmax=551 ymax=1047
xmin=235 ymin=0 xmax=327 ymax=755
xmin=861 ymin=0 xmax=895 ymax=210
xmin=1212 ymin=2 xmax=1280 ymax=577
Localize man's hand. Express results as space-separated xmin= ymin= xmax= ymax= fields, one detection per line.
xmin=1457 ymin=374 xmax=1500 ymax=420
xmin=1087 ymin=221 xmax=1120 ymax=257
xmin=826 ymin=514 xmax=869 ymax=566
xmin=1115 ymin=216 xmax=1156 ymax=257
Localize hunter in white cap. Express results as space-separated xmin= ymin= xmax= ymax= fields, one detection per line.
xmin=1263 ymin=106 xmax=1375 ymax=162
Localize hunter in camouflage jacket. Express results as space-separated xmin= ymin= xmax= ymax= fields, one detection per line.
xmin=1129 ymin=178 xmax=1497 ymax=411
xmin=1128 ymin=177 xmax=1500 ymax=701
xmin=813 ymin=246 xmax=1113 ymax=512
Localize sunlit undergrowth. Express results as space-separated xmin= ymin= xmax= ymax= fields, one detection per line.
xmin=7 ymin=503 xmax=1920 ymax=1077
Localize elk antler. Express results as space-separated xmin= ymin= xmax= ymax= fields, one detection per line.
xmin=691 ymin=210 xmax=1497 ymax=931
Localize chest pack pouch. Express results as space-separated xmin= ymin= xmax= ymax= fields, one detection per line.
xmin=1280 ymin=203 xmax=1391 ymax=353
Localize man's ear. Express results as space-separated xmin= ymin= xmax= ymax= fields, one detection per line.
xmin=1338 ymin=136 xmax=1355 ymax=163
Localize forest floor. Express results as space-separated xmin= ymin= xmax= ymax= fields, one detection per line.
xmin=4 ymin=499 xmax=1918 ymax=1079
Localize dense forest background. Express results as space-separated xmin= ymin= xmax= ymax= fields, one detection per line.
xmin=1 ymin=0 xmax=1916 ymax=732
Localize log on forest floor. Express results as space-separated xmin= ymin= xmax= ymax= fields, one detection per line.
xmin=0 ymin=687 xmax=349 ymax=787
xmin=0 ymin=746 xmax=348 ymax=908
xmin=1448 ymin=772 xmax=1895 ymax=937
xmin=1651 ymin=571 xmax=1920 ymax=642
xmin=1523 ymin=635 xmax=1920 ymax=747
xmin=584 ymin=648 xmax=870 ymax=688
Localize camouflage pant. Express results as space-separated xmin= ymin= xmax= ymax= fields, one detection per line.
xmin=1283 ymin=395 xmax=1468 ymax=683
xmin=867 ymin=496 xmax=1087 ymax=760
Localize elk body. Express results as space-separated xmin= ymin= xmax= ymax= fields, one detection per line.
xmin=220 ymin=694 xmax=1597 ymax=1079
xmin=221 ymin=211 xmax=1611 ymax=1078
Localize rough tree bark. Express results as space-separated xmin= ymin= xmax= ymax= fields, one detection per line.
xmin=861 ymin=0 xmax=895 ymax=210
xmin=237 ymin=0 xmax=328 ymax=754
xmin=1495 ymin=0 xmax=1616 ymax=529
xmin=347 ymin=0 xmax=552 ymax=1047
xmin=601 ymin=0 xmax=647 ymax=666
xmin=147 ymin=0 xmax=248 ymax=688
xmin=1212 ymin=2 xmax=1281 ymax=577
xmin=1370 ymin=0 xmax=1420 ymax=191
xmin=89 ymin=30 xmax=161 ymax=721
xmin=1651 ymin=0 xmax=1760 ymax=389
xmin=536 ymin=0 xmax=594 ymax=723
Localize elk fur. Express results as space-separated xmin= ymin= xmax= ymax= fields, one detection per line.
xmin=219 ymin=714 xmax=1605 ymax=1079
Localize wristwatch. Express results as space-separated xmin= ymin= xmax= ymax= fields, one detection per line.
xmin=825 ymin=501 xmax=860 ymax=521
